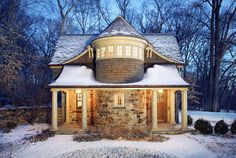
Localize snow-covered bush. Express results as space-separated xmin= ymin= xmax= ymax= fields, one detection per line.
xmin=194 ymin=119 xmax=213 ymax=134
xmin=214 ymin=120 xmax=228 ymax=135
xmin=230 ymin=120 xmax=236 ymax=134
xmin=188 ymin=115 xmax=193 ymax=125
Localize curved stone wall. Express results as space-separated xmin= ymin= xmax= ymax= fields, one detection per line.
xmin=96 ymin=58 xmax=144 ymax=83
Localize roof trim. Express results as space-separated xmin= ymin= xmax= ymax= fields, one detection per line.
xmin=49 ymin=85 xmax=190 ymax=88
xmin=151 ymin=49 xmax=184 ymax=65
xmin=62 ymin=49 xmax=88 ymax=64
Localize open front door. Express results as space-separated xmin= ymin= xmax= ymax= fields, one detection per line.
xmin=157 ymin=90 xmax=167 ymax=122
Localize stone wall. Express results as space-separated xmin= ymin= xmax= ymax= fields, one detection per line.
xmin=0 ymin=107 xmax=51 ymax=128
xmin=93 ymin=90 xmax=147 ymax=133
xmin=96 ymin=58 xmax=144 ymax=83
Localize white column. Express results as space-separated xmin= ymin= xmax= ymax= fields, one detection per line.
xmin=65 ymin=91 xmax=70 ymax=123
xmin=181 ymin=89 xmax=188 ymax=129
xmin=82 ymin=90 xmax=87 ymax=130
xmin=170 ymin=90 xmax=176 ymax=124
xmin=151 ymin=90 xmax=158 ymax=131
xmin=51 ymin=89 xmax=58 ymax=131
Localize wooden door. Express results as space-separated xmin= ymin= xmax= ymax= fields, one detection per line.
xmin=157 ymin=91 xmax=167 ymax=122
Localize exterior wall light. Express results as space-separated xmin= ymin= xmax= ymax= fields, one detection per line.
xmin=158 ymin=89 xmax=163 ymax=93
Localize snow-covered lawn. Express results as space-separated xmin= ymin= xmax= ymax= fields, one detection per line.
xmin=0 ymin=111 xmax=235 ymax=158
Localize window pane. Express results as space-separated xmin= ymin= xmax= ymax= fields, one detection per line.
xmin=125 ymin=46 xmax=131 ymax=56
xmin=108 ymin=46 xmax=114 ymax=57
xmin=97 ymin=49 xmax=100 ymax=59
xmin=117 ymin=45 xmax=122 ymax=56
xmin=133 ymin=47 xmax=138 ymax=57
xmin=101 ymin=47 xmax=105 ymax=57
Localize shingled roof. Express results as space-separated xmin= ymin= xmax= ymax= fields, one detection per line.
xmin=96 ymin=16 xmax=143 ymax=39
xmin=50 ymin=16 xmax=184 ymax=65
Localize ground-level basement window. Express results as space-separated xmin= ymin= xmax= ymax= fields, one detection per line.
xmin=114 ymin=93 xmax=124 ymax=107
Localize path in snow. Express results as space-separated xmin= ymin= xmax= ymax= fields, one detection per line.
xmin=55 ymin=147 xmax=177 ymax=158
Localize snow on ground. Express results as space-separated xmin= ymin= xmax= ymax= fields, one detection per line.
xmin=188 ymin=110 xmax=236 ymax=124
xmin=0 ymin=123 xmax=49 ymax=158
xmin=14 ymin=134 xmax=216 ymax=158
xmin=1 ymin=111 xmax=236 ymax=158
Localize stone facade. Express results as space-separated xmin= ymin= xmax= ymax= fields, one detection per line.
xmin=93 ymin=90 xmax=147 ymax=133
xmin=96 ymin=58 xmax=144 ymax=83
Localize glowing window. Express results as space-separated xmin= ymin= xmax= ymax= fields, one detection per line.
xmin=125 ymin=46 xmax=131 ymax=56
xmin=97 ymin=48 xmax=100 ymax=59
xmin=133 ymin=47 xmax=138 ymax=57
xmin=108 ymin=46 xmax=114 ymax=57
xmin=114 ymin=93 xmax=124 ymax=107
xmin=101 ymin=47 xmax=105 ymax=57
xmin=117 ymin=45 xmax=123 ymax=56
xmin=138 ymin=48 xmax=142 ymax=58
xmin=76 ymin=90 xmax=82 ymax=108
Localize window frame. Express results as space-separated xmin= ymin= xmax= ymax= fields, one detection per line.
xmin=114 ymin=93 xmax=125 ymax=107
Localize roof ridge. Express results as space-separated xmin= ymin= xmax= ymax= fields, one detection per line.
xmin=95 ymin=16 xmax=143 ymax=39
xmin=116 ymin=16 xmax=141 ymax=36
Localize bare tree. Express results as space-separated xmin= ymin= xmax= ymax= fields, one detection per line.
xmin=56 ymin=0 xmax=79 ymax=35
xmin=115 ymin=0 xmax=131 ymax=19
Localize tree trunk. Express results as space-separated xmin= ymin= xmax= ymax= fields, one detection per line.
xmin=208 ymin=0 xmax=216 ymax=111
xmin=212 ymin=0 xmax=221 ymax=112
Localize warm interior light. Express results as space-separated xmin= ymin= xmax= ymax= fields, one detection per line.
xmin=158 ymin=89 xmax=163 ymax=93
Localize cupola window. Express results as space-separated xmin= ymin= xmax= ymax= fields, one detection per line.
xmin=125 ymin=46 xmax=131 ymax=56
xmin=101 ymin=47 xmax=105 ymax=57
xmin=108 ymin=46 xmax=114 ymax=57
xmin=117 ymin=45 xmax=123 ymax=56
xmin=97 ymin=48 xmax=100 ymax=59
xmin=133 ymin=46 xmax=138 ymax=57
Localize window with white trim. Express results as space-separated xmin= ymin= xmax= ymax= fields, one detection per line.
xmin=125 ymin=46 xmax=131 ymax=56
xmin=97 ymin=48 xmax=100 ymax=59
xmin=114 ymin=93 xmax=124 ymax=107
xmin=101 ymin=47 xmax=105 ymax=57
xmin=117 ymin=45 xmax=122 ymax=56
xmin=138 ymin=48 xmax=142 ymax=59
xmin=133 ymin=46 xmax=138 ymax=57
xmin=108 ymin=46 xmax=114 ymax=57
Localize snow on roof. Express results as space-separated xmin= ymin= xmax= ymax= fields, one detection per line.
xmin=96 ymin=16 xmax=143 ymax=39
xmin=50 ymin=33 xmax=183 ymax=65
xmin=49 ymin=64 xmax=189 ymax=87
xmin=143 ymin=34 xmax=183 ymax=63
xmin=50 ymin=35 xmax=96 ymax=65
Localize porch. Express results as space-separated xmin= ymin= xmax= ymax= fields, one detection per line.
xmin=50 ymin=88 xmax=189 ymax=134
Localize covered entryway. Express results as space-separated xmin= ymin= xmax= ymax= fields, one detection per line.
xmin=157 ymin=89 xmax=167 ymax=123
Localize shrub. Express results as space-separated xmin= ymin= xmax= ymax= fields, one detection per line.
xmin=6 ymin=121 xmax=17 ymax=129
xmin=188 ymin=115 xmax=193 ymax=125
xmin=230 ymin=120 xmax=236 ymax=134
xmin=214 ymin=120 xmax=229 ymax=135
xmin=194 ymin=119 xmax=213 ymax=135
xmin=26 ymin=129 xmax=55 ymax=143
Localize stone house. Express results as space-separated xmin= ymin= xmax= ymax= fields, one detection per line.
xmin=49 ymin=16 xmax=189 ymax=134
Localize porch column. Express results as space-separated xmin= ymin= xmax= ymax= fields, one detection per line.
xmin=151 ymin=90 xmax=158 ymax=131
xmin=82 ymin=89 xmax=87 ymax=130
xmin=51 ymin=89 xmax=58 ymax=131
xmin=181 ymin=89 xmax=188 ymax=129
xmin=170 ymin=90 xmax=176 ymax=124
xmin=65 ymin=91 xmax=70 ymax=123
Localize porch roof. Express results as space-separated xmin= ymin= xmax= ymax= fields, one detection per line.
xmin=49 ymin=64 xmax=189 ymax=88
